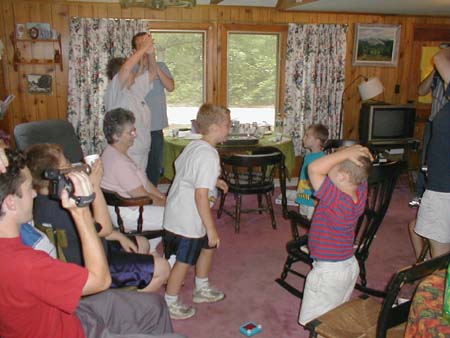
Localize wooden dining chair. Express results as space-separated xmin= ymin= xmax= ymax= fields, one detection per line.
xmin=217 ymin=147 xmax=285 ymax=233
xmin=102 ymin=189 xmax=164 ymax=239
xmin=323 ymin=139 xmax=359 ymax=153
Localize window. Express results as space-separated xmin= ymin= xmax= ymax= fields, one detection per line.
xmin=149 ymin=23 xmax=286 ymax=128
xmin=220 ymin=25 xmax=287 ymax=126
xmin=149 ymin=23 xmax=213 ymax=127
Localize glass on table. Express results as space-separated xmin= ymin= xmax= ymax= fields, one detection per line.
xmin=255 ymin=127 xmax=265 ymax=139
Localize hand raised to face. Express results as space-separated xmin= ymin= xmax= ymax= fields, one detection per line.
xmin=136 ymin=34 xmax=155 ymax=55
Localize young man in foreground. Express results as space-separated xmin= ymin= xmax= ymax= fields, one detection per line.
xmin=0 ymin=148 xmax=183 ymax=338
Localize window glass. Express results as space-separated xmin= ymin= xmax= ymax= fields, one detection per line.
xmin=152 ymin=31 xmax=205 ymax=127
xmin=227 ymin=33 xmax=279 ymax=125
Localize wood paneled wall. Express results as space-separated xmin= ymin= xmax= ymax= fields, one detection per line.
xmin=0 ymin=0 xmax=449 ymax=142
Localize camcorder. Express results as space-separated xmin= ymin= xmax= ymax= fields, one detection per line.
xmin=43 ymin=164 xmax=96 ymax=207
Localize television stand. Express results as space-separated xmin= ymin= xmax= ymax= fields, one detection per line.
xmin=368 ymin=139 xmax=420 ymax=192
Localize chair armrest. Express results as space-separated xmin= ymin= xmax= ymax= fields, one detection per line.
xmin=102 ymin=189 xmax=153 ymax=207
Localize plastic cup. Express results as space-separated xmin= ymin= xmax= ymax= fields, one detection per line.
xmin=84 ymin=154 xmax=99 ymax=167
xmin=171 ymin=128 xmax=179 ymax=138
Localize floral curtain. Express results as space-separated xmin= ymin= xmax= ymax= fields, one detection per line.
xmin=68 ymin=18 xmax=146 ymax=155
xmin=283 ymin=23 xmax=348 ymax=155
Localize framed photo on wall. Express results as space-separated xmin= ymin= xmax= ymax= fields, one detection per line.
xmin=353 ymin=24 xmax=401 ymax=67
xmin=27 ymin=74 xmax=52 ymax=95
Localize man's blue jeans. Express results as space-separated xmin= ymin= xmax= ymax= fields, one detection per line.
xmin=146 ymin=130 xmax=164 ymax=185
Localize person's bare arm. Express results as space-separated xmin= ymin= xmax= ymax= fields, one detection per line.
xmin=418 ymin=69 xmax=435 ymax=96
xmin=434 ymin=48 xmax=450 ymax=85
xmin=128 ymin=184 xmax=166 ymax=206
xmin=118 ymin=34 xmax=153 ymax=85
xmin=195 ymin=188 xmax=219 ymax=248
xmin=0 ymin=147 xmax=8 ymax=174
xmin=308 ymin=145 xmax=373 ymax=191
xmin=89 ymin=159 xmax=113 ymax=237
xmin=216 ymin=178 xmax=228 ymax=194
xmin=62 ymin=172 xmax=111 ymax=295
xmin=146 ymin=51 xmax=174 ymax=91
xmin=156 ymin=64 xmax=175 ymax=92
xmin=106 ymin=230 xmax=138 ymax=253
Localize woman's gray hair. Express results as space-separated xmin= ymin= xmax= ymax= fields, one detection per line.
xmin=103 ymin=108 xmax=136 ymax=144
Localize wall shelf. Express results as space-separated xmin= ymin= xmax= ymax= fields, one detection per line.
xmin=10 ymin=31 xmax=63 ymax=71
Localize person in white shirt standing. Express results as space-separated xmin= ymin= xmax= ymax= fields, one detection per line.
xmin=104 ymin=33 xmax=155 ymax=170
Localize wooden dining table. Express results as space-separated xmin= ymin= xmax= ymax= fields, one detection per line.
xmin=162 ymin=134 xmax=296 ymax=181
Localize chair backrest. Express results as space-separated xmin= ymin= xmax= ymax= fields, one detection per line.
xmin=252 ymin=147 xmax=288 ymax=217
xmin=354 ymin=161 xmax=404 ymax=272
xmin=14 ymin=119 xmax=84 ymax=163
xmin=323 ymin=139 xmax=359 ymax=153
xmin=376 ymin=251 xmax=450 ymax=338
xmin=220 ymin=148 xmax=284 ymax=191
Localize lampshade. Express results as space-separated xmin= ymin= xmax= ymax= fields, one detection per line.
xmin=358 ymin=77 xmax=384 ymax=101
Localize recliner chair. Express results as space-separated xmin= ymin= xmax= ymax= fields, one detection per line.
xmin=14 ymin=119 xmax=84 ymax=163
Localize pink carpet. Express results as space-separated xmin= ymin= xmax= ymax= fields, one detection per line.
xmin=168 ymin=177 xmax=417 ymax=338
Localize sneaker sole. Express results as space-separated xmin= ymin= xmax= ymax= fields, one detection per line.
xmin=169 ymin=309 xmax=197 ymax=320
xmin=192 ymin=294 xmax=226 ymax=304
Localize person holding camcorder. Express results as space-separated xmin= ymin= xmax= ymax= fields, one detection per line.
xmin=26 ymin=143 xmax=170 ymax=293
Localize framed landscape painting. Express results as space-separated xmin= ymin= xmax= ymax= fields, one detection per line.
xmin=27 ymin=74 xmax=52 ymax=95
xmin=353 ymin=24 xmax=401 ymax=67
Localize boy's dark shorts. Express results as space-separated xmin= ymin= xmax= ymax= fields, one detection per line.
xmin=163 ymin=230 xmax=215 ymax=265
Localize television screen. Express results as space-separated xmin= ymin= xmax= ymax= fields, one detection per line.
xmin=372 ymin=109 xmax=409 ymax=139
xmin=359 ymin=103 xmax=415 ymax=144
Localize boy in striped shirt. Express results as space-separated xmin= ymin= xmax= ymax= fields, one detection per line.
xmin=298 ymin=145 xmax=372 ymax=326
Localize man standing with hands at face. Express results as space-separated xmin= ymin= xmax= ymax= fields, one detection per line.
xmin=132 ymin=32 xmax=175 ymax=186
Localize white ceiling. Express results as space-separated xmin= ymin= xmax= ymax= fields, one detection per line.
xmin=197 ymin=0 xmax=450 ymax=17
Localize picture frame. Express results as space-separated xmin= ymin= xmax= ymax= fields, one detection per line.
xmin=15 ymin=24 xmax=26 ymax=39
xmin=27 ymin=74 xmax=52 ymax=95
xmin=353 ymin=24 xmax=401 ymax=67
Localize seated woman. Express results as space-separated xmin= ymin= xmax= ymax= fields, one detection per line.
xmin=101 ymin=108 xmax=166 ymax=253
xmin=26 ymin=143 xmax=169 ymax=292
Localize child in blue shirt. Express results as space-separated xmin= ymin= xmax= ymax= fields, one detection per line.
xmin=296 ymin=124 xmax=329 ymax=219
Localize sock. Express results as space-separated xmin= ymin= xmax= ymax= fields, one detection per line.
xmin=195 ymin=276 xmax=209 ymax=291
xmin=164 ymin=293 xmax=178 ymax=306
xmin=148 ymin=237 xmax=162 ymax=253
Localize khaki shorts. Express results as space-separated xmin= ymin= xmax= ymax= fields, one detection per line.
xmin=415 ymin=190 xmax=450 ymax=244
xmin=298 ymin=256 xmax=359 ymax=325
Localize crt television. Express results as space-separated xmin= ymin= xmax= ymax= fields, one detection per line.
xmin=358 ymin=103 xmax=416 ymax=145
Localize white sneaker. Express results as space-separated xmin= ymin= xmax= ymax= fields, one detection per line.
xmin=193 ymin=285 xmax=225 ymax=303
xmin=168 ymin=300 xmax=196 ymax=320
